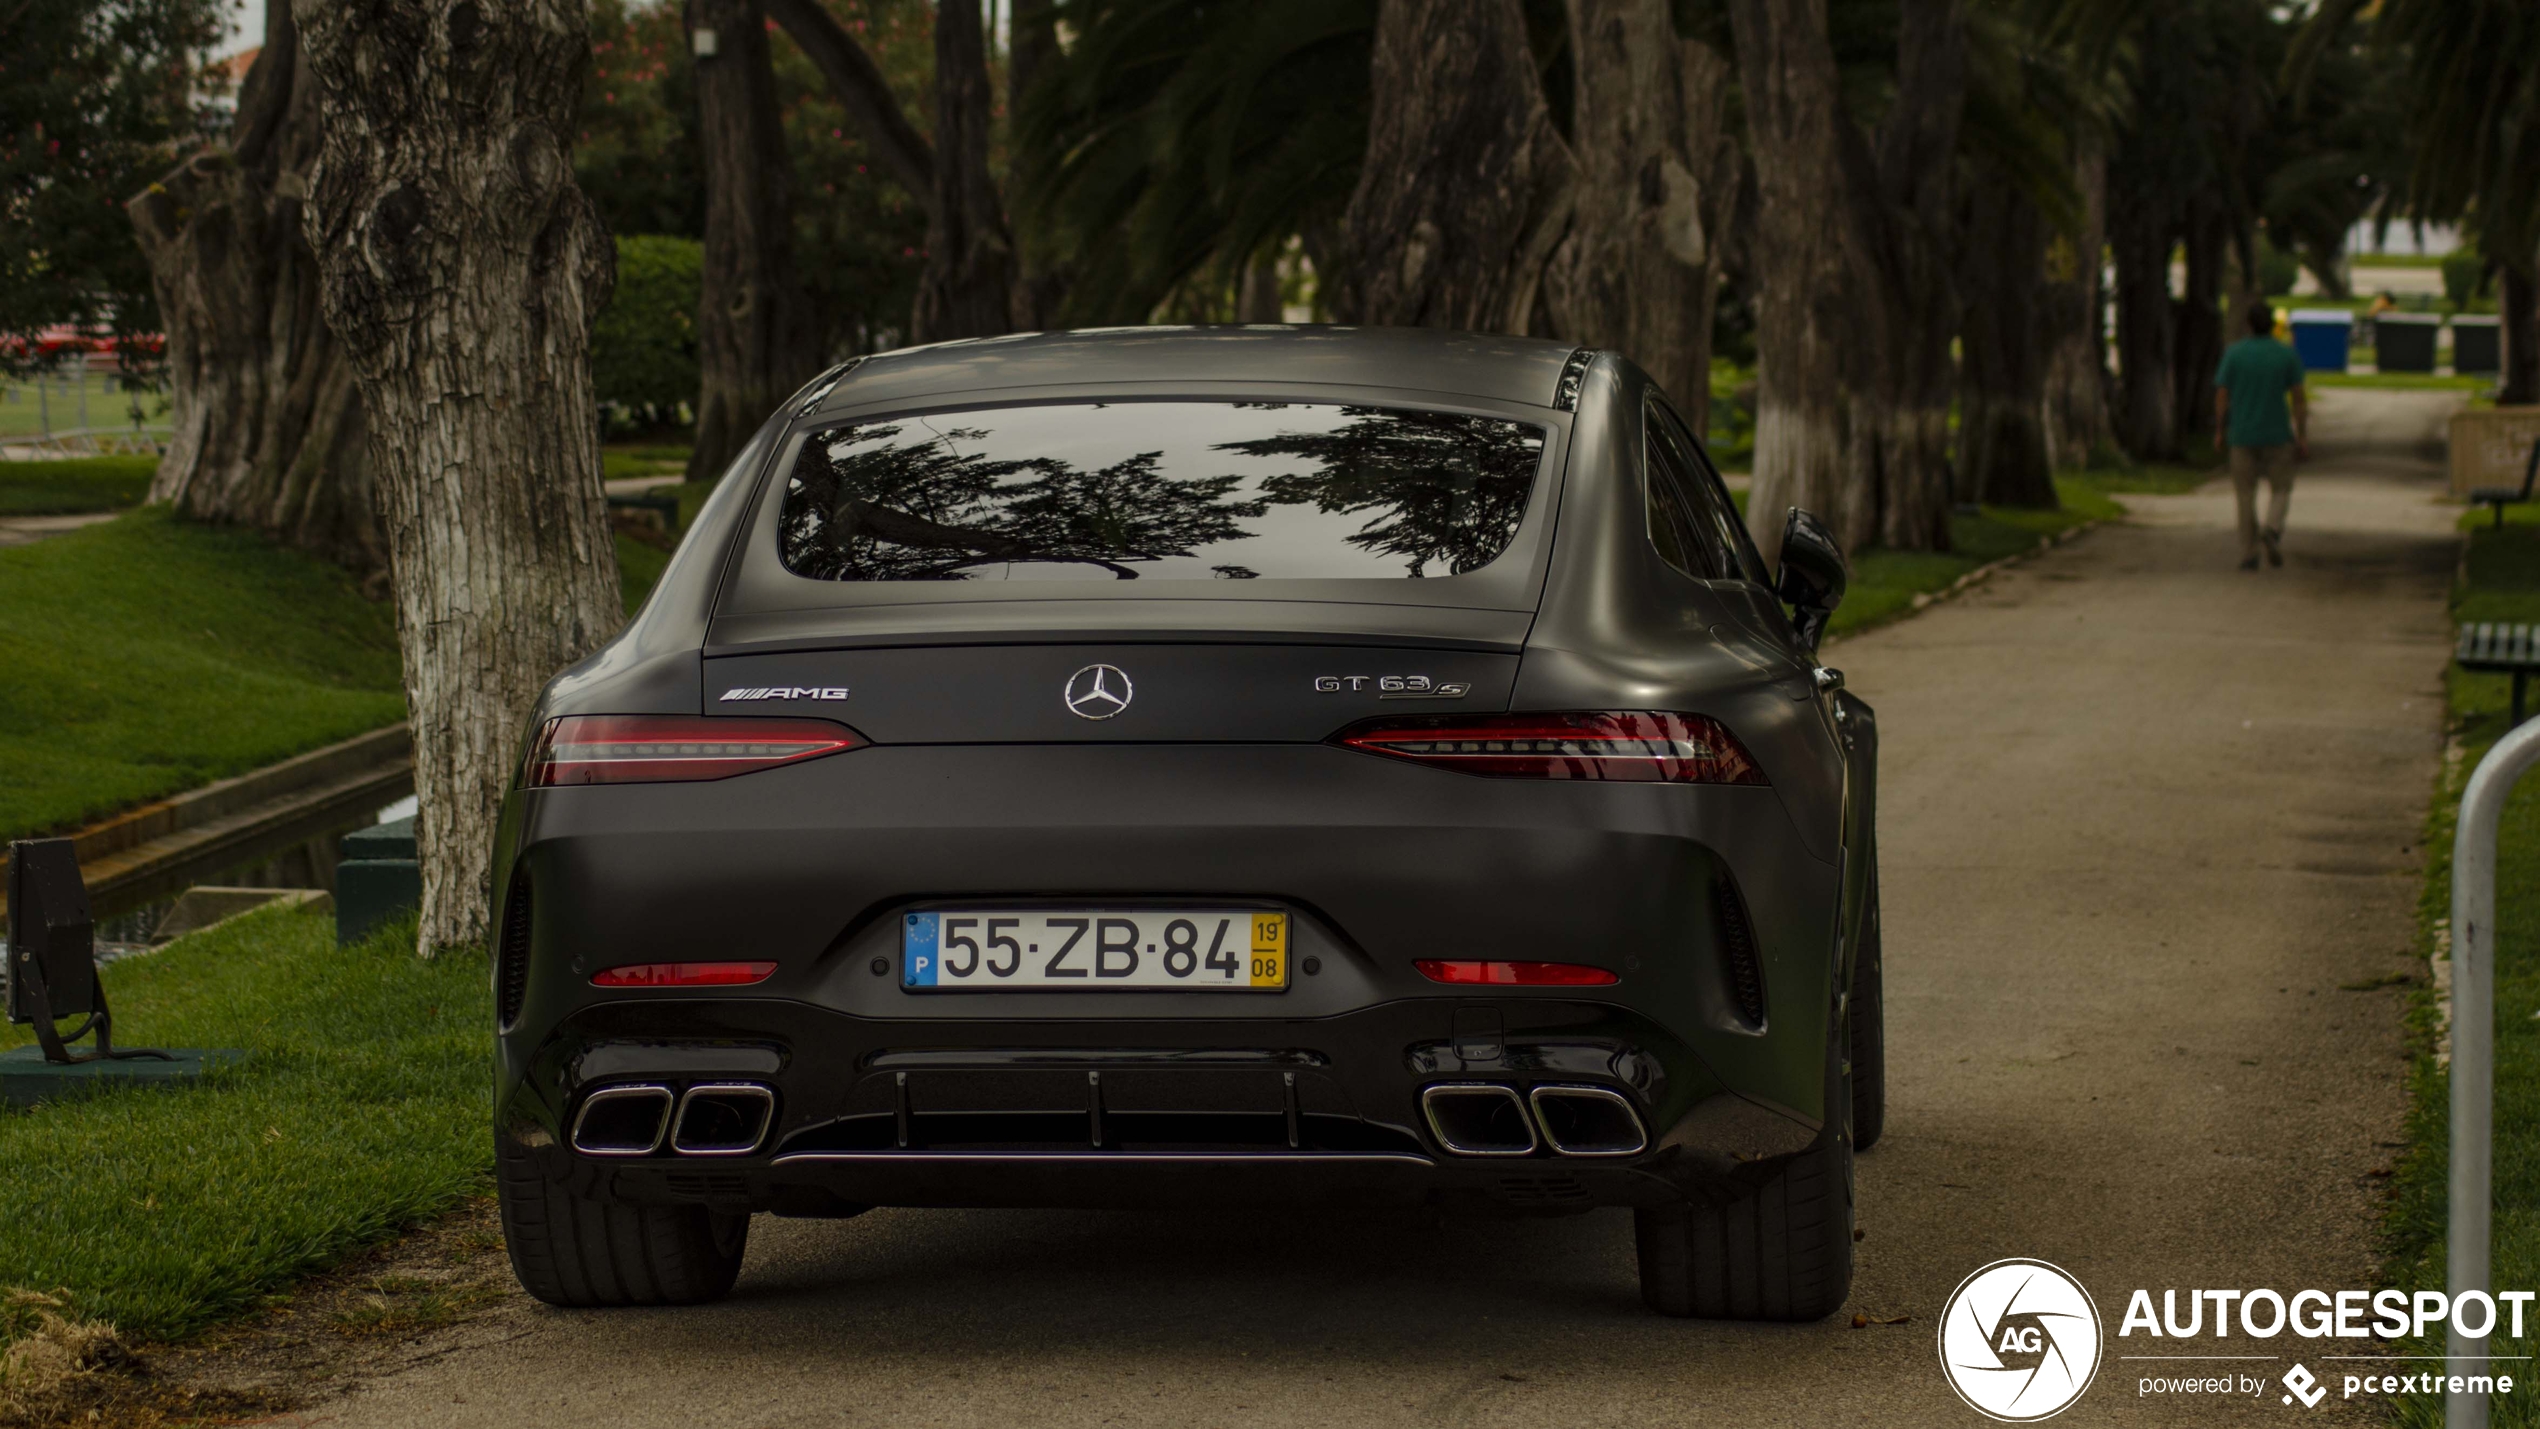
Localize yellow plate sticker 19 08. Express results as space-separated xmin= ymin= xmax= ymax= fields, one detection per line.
xmin=1251 ymin=913 xmax=1287 ymax=988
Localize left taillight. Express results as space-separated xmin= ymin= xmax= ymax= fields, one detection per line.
xmin=523 ymin=715 xmax=866 ymax=787
xmin=1331 ymin=711 xmax=1767 ymax=785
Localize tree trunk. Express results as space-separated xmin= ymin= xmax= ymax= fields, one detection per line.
xmin=2503 ymin=258 xmax=2539 ymax=407
xmin=2173 ymin=197 xmax=2226 ymax=445
xmin=294 ymin=0 xmax=624 ymax=953
xmin=2109 ymin=204 xmax=2178 ymax=460
xmin=1343 ymin=0 xmax=1577 ymax=333
xmin=127 ymin=3 xmax=384 ymax=583
xmin=1847 ymin=0 xmax=1964 ymax=552
xmin=911 ymin=0 xmax=1019 ymax=342
xmin=1957 ymin=165 xmax=2055 ymax=508
xmin=1721 ymin=0 xmax=1862 ymax=555
xmin=1236 ymin=252 xmax=1283 ymax=323
xmin=684 ymin=0 xmax=821 ymax=484
xmin=1541 ymin=0 xmax=1730 ymax=424
xmin=2040 ymin=140 xmax=2114 ymax=470
xmin=1009 ymin=0 xmax=1066 ymax=328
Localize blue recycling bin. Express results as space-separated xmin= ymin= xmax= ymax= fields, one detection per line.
xmin=2289 ymin=309 xmax=2353 ymax=372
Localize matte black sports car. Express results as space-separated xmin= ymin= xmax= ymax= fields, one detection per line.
xmin=490 ymin=326 xmax=1880 ymax=1321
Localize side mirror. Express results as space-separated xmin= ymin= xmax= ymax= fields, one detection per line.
xmin=1774 ymin=507 xmax=1848 ymax=650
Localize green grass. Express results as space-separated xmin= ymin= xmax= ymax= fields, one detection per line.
xmin=0 ymin=455 xmax=156 ymax=514
xmin=2381 ymin=518 xmax=2540 ymax=1425
xmin=0 ymin=507 xmax=406 ymax=840
xmin=2315 ymin=371 xmax=2497 ymax=392
xmin=0 ymin=906 xmax=491 ymax=1345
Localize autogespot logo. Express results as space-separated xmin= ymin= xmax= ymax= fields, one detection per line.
xmin=1940 ymin=1259 xmax=2105 ymax=1421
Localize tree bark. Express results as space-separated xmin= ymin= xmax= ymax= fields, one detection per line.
xmin=2503 ymin=258 xmax=2539 ymax=407
xmin=684 ymin=0 xmax=821 ymax=484
xmin=1721 ymin=0 xmax=1862 ymax=555
xmin=1845 ymin=0 xmax=1964 ymax=552
xmin=294 ymin=0 xmax=624 ymax=953
xmin=1957 ymin=165 xmax=2055 ymax=508
xmin=1343 ymin=0 xmax=1577 ymax=334
xmin=1541 ymin=0 xmax=1732 ymax=426
xmin=127 ymin=2 xmax=384 ymax=583
xmin=1008 ymin=0 xmax=1065 ymax=328
xmin=2108 ymin=202 xmax=2178 ymax=460
xmin=2173 ymin=196 xmax=2227 ymax=445
xmin=911 ymin=0 xmax=1018 ymax=342
xmin=1236 ymin=252 xmax=1284 ymax=323
xmin=2039 ymin=140 xmax=2114 ymax=470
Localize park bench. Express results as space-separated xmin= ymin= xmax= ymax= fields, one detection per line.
xmin=2458 ymin=622 xmax=2540 ymax=726
xmin=2469 ymin=438 xmax=2540 ymax=529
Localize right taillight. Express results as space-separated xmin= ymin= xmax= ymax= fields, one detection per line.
xmin=523 ymin=715 xmax=865 ymax=786
xmin=1332 ymin=711 xmax=1767 ymax=784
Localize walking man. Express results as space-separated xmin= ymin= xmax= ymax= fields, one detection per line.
xmin=2214 ymin=299 xmax=2310 ymax=570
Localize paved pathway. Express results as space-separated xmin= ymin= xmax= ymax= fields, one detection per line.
xmin=313 ymin=390 xmax=2462 ymax=1426
xmin=0 ymin=511 xmax=116 ymax=548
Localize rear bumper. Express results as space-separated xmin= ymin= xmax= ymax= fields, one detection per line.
xmin=500 ymin=994 xmax=1829 ymax=1215
xmin=492 ymin=741 xmax=1845 ymax=1211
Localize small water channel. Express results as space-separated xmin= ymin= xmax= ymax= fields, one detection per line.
xmin=86 ymin=793 xmax=418 ymax=963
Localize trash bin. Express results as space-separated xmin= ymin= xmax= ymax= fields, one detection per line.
xmin=336 ymin=815 xmax=421 ymax=945
xmin=2375 ymin=312 xmax=2441 ymax=373
xmin=2455 ymin=314 xmax=2502 ymax=375
xmin=2289 ymin=309 xmax=2354 ymax=372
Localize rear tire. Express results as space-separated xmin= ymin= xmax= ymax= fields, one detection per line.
xmin=1635 ymin=1060 xmax=1854 ymax=1320
xmin=497 ymin=1139 xmax=748 ymax=1307
xmin=1850 ymin=877 xmax=1886 ymax=1154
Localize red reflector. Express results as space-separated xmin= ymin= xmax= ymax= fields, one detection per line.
xmin=590 ymin=961 xmax=778 ymax=988
xmin=1333 ymin=712 xmax=1766 ymax=784
xmin=1415 ymin=960 xmax=1619 ymax=987
xmin=525 ymin=715 xmax=864 ymax=786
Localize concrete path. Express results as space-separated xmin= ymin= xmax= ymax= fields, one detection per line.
xmin=0 ymin=511 xmax=115 ymax=548
xmin=315 ymin=390 xmax=2462 ymax=1427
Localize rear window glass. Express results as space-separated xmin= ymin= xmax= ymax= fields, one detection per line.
xmin=775 ymin=401 xmax=1547 ymax=582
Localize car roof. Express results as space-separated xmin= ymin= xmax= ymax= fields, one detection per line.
xmin=810 ymin=326 xmax=1585 ymax=414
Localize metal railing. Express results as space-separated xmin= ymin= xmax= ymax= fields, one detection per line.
xmin=2448 ymin=717 xmax=2540 ymax=1427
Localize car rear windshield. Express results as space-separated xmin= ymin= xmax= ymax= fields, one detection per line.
xmin=775 ymin=401 xmax=1547 ymax=582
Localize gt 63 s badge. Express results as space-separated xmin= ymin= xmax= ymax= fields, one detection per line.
xmin=1313 ymin=675 xmax=1472 ymax=699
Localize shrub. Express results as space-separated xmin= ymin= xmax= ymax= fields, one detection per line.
xmin=2256 ymin=238 xmax=2301 ymax=298
xmin=2443 ymin=250 xmax=2489 ymax=311
xmin=591 ymin=235 xmax=701 ymax=421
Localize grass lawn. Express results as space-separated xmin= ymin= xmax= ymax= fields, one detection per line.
xmin=0 ymin=906 xmax=490 ymax=1344
xmin=0 ymin=455 xmax=156 ymax=515
xmin=2314 ymin=371 xmax=2497 ymax=393
xmin=0 ymin=508 xmax=406 ymax=840
xmin=2379 ymin=512 xmax=2540 ymax=1425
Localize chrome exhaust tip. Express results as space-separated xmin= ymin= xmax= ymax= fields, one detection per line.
xmin=1527 ymin=1084 xmax=1648 ymax=1157
xmin=1420 ymin=1083 xmax=1538 ymax=1156
xmin=571 ymin=1084 xmax=674 ymax=1156
xmin=672 ymin=1083 xmax=776 ymax=1156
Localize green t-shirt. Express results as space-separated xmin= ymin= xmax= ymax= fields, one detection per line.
xmin=2214 ymin=337 xmax=2305 ymax=449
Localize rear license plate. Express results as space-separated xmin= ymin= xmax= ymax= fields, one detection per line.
xmin=902 ymin=910 xmax=1289 ymax=991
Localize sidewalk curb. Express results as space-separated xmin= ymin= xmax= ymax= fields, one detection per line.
xmin=1824 ymin=519 xmax=2102 ymax=649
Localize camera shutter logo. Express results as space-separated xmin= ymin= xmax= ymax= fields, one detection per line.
xmin=1063 ymin=664 xmax=1134 ymax=720
xmin=1939 ymin=1258 xmax=2104 ymax=1421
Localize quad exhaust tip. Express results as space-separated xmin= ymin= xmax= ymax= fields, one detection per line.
xmin=1528 ymin=1084 xmax=1649 ymax=1157
xmin=1421 ymin=1083 xmax=1538 ymax=1157
xmin=673 ymin=1083 xmax=776 ymax=1156
xmin=569 ymin=1082 xmax=776 ymax=1157
xmin=1422 ymin=1082 xmax=1650 ymax=1158
xmin=570 ymin=1084 xmax=674 ymax=1156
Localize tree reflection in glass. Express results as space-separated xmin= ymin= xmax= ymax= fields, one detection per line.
xmin=777 ymin=402 xmax=1544 ymax=582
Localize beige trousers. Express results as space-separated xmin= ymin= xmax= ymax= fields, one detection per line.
xmin=2230 ymin=444 xmax=2295 ymax=558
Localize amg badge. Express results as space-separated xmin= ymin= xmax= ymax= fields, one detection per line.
xmin=720 ymin=686 xmax=850 ymax=702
